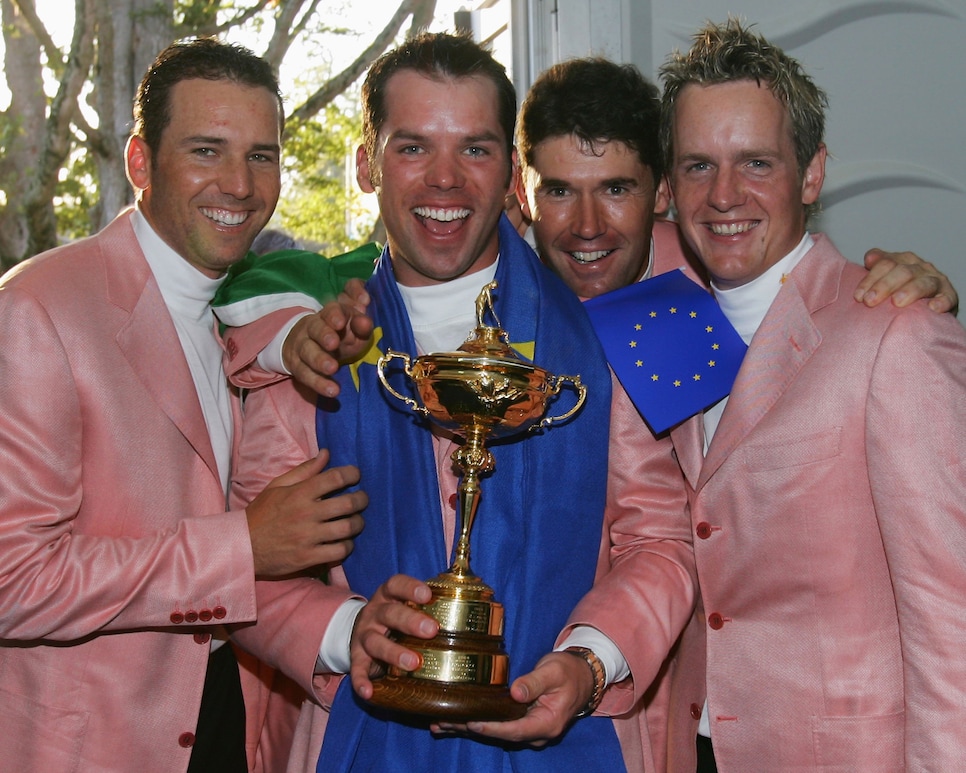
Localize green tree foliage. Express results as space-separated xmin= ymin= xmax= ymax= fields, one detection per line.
xmin=278 ymin=99 xmax=377 ymax=255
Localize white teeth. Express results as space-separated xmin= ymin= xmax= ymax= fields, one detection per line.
xmin=570 ymin=250 xmax=612 ymax=264
xmin=710 ymin=222 xmax=753 ymax=236
xmin=201 ymin=208 xmax=248 ymax=226
xmin=413 ymin=207 xmax=470 ymax=222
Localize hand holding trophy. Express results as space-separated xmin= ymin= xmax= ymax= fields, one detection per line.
xmin=369 ymin=280 xmax=587 ymax=722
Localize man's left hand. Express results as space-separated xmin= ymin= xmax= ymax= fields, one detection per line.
xmin=856 ymin=249 xmax=958 ymax=313
xmin=431 ymin=650 xmax=594 ymax=745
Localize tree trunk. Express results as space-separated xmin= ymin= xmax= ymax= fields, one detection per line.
xmin=92 ymin=0 xmax=175 ymax=230
xmin=0 ymin=0 xmax=45 ymax=270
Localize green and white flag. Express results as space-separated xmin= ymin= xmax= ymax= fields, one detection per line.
xmin=212 ymin=243 xmax=381 ymax=327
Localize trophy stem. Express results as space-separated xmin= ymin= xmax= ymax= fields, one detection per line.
xmin=449 ymin=424 xmax=494 ymax=579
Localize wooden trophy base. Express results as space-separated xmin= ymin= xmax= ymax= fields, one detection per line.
xmin=363 ymin=586 xmax=528 ymax=722
xmin=367 ymin=672 xmax=527 ymax=722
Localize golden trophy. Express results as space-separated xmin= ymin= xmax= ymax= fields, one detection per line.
xmin=369 ymin=280 xmax=587 ymax=722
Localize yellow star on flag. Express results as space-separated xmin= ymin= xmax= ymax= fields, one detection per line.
xmin=349 ymin=327 xmax=385 ymax=391
xmin=510 ymin=340 xmax=535 ymax=361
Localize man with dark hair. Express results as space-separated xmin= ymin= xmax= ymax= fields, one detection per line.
xmin=658 ymin=19 xmax=966 ymax=771
xmin=0 ymin=37 xmax=365 ymax=773
xmin=512 ymin=56 xmax=693 ymax=302
xmin=229 ymin=31 xmax=696 ymax=772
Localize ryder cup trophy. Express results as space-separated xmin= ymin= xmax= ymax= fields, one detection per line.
xmin=369 ymin=280 xmax=587 ymax=722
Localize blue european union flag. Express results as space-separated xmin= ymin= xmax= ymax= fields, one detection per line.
xmin=584 ymin=269 xmax=747 ymax=433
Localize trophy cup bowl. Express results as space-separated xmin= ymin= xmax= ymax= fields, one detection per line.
xmin=367 ymin=281 xmax=586 ymax=722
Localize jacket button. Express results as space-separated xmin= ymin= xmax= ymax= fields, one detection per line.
xmin=193 ymin=633 xmax=211 ymax=645
xmin=199 ymin=608 xmax=213 ymax=622
xmin=179 ymin=732 xmax=195 ymax=748
xmin=170 ymin=612 xmax=184 ymax=624
xmin=690 ymin=703 xmax=702 ymax=720
xmin=708 ymin=612 xmax=725 ymax=630
xmin=696 ymin=522 xmax=713 ymax=539
xmin=184 ymin=610 xmax=199 ymax=623
xmin=448 ymin=493 xmax=458 ymax=510
xmin=212 ymin=606 xmax=227 ymax=620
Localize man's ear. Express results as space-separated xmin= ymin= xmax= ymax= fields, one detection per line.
xmin=356 ymin=144 xmax=376 ymax=193
xmin=125 ymin=135 xmax=151 ymax=191
xmin=654 ymin=175 xmax=672 ymax=215
xmin=514 ymin=172 xmax=533 ymax=222
xmin=802 ymin=143 xmax=827 ymax=206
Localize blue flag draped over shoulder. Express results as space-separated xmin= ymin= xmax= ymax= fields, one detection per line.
xmin=584 ymin=268 xmax=747 ymax=434
xmin=315 ymin=216 xmax=626 ymax=772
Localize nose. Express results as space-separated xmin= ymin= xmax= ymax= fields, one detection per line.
xmin=425 ymin=152 xmax=465 ymax=190
xmin=572 ymin=194 xmax=605 ymax=240
xmin=707 ymin=166 xmax=743 ymax=212
xmin=220 ymin=154 xmax=255 ymax=199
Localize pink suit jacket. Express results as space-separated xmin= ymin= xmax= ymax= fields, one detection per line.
xmin=665 ymin=235 xmax=966 ymax=771
xmin=0 ymin=211 xmax=300 ymax=772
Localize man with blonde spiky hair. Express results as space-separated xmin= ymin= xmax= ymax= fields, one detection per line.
xmin=658 ymin=18 xmax=966 ymax=771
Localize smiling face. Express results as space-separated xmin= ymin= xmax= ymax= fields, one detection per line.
xmin=668 ymin=80 xmax=825 ymax=289
xmin=126 ymin=77 xmax=281 ymax=278
xmin=356 ymin=70 xmax=517 ymax=287
xmin=520 ymin=134 xmax=669 ymax=298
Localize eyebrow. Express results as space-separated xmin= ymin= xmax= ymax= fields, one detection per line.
xmin=536 ymin=176 xmax=641 ymax=189
xmin=181 ymin=135 xmax=280 ymax=154
xmin=599 ymin=176 xmax=642 ymax=188
xmin=387 ymin=129 xmax=504 ymax=145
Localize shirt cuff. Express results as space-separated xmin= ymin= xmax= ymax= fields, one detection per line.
xmin=556 ymin=625 xmax=629 ymax=686
xmin=255 ymin=311 xmax=314 ymax=375
xmin=316 ymin=598 xmax=366 ymax=674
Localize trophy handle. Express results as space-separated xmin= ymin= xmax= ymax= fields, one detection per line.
xmin=536 ymin=375 xmax=587 ymax=429
xmin=377 ymin=350 xmax=429 ymax=417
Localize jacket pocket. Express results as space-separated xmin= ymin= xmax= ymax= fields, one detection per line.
xmin=0 ymin=686 xmax=89 ymax=772
xmin=812 ymin=710 xmax=903 ymax=770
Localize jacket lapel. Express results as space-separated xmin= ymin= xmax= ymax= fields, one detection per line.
xmin=103 ymin=214 xmax=221 ymax=485
xmin=670 ymin=414 xmax=705 ymax=489
xmin=692 ymin=238 xmax=842 ymax=490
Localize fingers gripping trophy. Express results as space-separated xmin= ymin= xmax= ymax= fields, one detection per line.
xmin=372 ymin=280 xmax=587 ymax=722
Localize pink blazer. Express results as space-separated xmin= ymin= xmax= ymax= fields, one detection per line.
xmin=665 ymin=235 xmax=966 ymax=771
xmin=0 ymin=211 xmax=297 ymax=772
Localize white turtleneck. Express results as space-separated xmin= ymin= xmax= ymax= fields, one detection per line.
xmin=132 ymin=208 xmax=233 ymax=498
xmin=697 ymin=232 xmax=814 ymax=737
xmin=397 ymin=260 xmax=499 ymax=354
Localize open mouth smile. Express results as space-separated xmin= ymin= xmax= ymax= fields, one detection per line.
xmin=200 ymin=207 xmax=249 ymax=226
